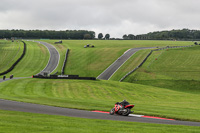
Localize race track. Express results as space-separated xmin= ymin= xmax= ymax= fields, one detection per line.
xmin=0 ymin=43 xmax=199 ymax=127
xmin=34 ymin=41 xmax=60 ymax=74
xmin=97 ymin=47 xmax=156 ymax=80
xmin=0 ymin=99 xmax=199 ymax=126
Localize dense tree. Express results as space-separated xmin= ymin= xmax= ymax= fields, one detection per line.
xmin=84 ymin=34 xmax=91 ymax=39
xmin=122 ymin=34 xmax=128 ymax=39
xmin=98 ymin=33 xmax=103 ymax=39
xmin=145 ymin=29 xmax=200 ymax=40
xmin=128 ymin=34 xmax=135 ymax=40
xmin=105 ymin=34 xmax=110 ymax=40
xmin=123 ymin=29 xmax=200 ymax=40
xmin=0 ymin=29 xmax=95 ymax=39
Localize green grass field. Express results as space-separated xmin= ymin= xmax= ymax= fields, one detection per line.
xmin=0 ymin=110 xmax=199 ymax=133
xmin=124 ymin=46 xmax=200 ymax=81
xmin=0 ymin=40 xmax=195 ymax=78
xmin=0 ymin=40 xmax=199 ymax=132
xmin=110 ymin=49 xmax=152 ymax=81
xmin=0 ymin=41 xmax=50 ymax=78
xmin=44 ymin=40 xmax=193 ymax=77
xmin=0 ymin=40 xmax=23 ymax=74
xmin=0 ymin=78 xmax=200 ymax=122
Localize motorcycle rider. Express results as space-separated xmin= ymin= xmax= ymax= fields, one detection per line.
xmin=110 ymin=100 xmax=134 ymax=115
xmin=116 ymin=100 xmax=129 ymax=109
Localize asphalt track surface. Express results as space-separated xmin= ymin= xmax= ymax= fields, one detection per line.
xmin=0 ymin=99 xmax=199 ymax=126
xmin=0 ymin=44 xmax=200 ymax=126
xmin=0 ymin=77 xmax=25 ymax=83
xmin=97 ymin=47 xmax=156 ymax=80
xmin=34 ymin=41 xmax=60 ymax=74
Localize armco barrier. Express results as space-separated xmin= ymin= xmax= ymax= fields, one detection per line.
xmin=61 ymin=49 xmax=69 ymax=75
xmin=33 ymin=75 xmax=96 ymax=80
xmin=0 ymin=41 xmax=26 ymax=76
xmin=119 ymin=45 xmax=194 ymax=82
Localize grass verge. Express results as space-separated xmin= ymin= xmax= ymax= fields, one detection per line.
xmin=0 ymin=110 xmax=199 ymax=133
xmin=0 ymin=78 xmax=199 ymax=122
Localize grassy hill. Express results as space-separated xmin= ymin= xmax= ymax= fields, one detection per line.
xmin=0 ymin=78 xmax=199 ymax=121
xmin=124 ymin=46 xmax=200 ymax=82
xmin=0 ymin=41 xmax=50 ymax=78
xmin=110 ymin=49 xmax=152 ymax=81
xmin=0 ymin=39 xmax=195 ymax=79
xmin=0 ymin=40 xmax=23 ymax=74
xmin=0 ymin=40 xmax=199 ymax=131
xmin=44 ymin=40 xmax=193 ymax=78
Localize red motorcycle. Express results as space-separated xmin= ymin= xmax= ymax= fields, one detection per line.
xmin=109 ymin=102 xmax=134 ymax=116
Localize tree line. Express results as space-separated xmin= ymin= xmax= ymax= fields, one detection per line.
xmin=97 ymin=33 xmax=110 ymax=40
xmin=0 ymin=29 xmax=95 ymax=39
xmin=123 ymin=29 xmax=200 ymax=40
xmin=3 ymin=28 xmax=200 ymax=40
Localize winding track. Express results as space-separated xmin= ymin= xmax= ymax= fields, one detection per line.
xmin=97 ymin=47 xmax=156 ymax=80
xmin=0 ymin=43 xmax=200 ymax=126
xmin=34 ymin=41 xmax=60 ymax=74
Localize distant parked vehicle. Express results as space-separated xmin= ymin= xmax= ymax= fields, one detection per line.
xmin=54 ymin=40 xmax=62 ymax=44
xmin=84 ymin=44 xmax=95 ymax=48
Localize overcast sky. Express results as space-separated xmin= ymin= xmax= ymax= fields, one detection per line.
xmin=0 ymin=0 xmax=200 ymax=38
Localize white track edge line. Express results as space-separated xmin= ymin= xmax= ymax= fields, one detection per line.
xmin=129 ymin=114 xmax=144 ymax=117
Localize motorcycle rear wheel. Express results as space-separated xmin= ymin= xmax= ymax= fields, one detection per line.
xmin=122 ymin=108 xmax=130 ymax=116
xmin=109 ymin=108 xmax=115 ymax=115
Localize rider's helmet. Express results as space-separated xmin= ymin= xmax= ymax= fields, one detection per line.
xmin=123 ymin=99 xmax=127 ymax=102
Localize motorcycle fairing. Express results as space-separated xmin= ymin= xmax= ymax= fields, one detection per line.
xmin=125 ymin=105 xmax=134 ymax=108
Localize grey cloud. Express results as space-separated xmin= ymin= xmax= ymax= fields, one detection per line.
xmin=0 ymin=0 xmax=200 ymax=38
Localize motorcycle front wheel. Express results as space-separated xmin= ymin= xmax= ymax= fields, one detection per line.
xmin=109 ymin=108 xmax=115 ymax=115
xmin=122 ymin=108 xmax=130 ymax=116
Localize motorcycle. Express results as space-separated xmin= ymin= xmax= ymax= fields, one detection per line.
xmin=109 ymin=102 xmax=134 ymax=116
